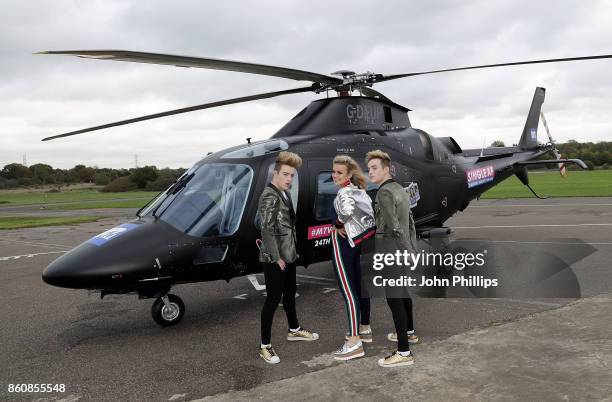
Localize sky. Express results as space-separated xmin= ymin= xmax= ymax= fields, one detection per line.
xmin=2 ymin=0 xmax=612 ymax=169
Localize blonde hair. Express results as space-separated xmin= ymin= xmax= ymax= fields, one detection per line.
xmin=275 ymin=151 xmax=302 ymax=172
xmin=365 ymin=149 xmax=391 ymax=169
xmin=333 ymin=154 xmax=367 ymax=189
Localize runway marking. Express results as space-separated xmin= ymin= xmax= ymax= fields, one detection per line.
xmin=471 ymin=203 xmax=612 ymax=208
xmin=246 ymin=274 xmax=266 ymax=291
xmin=494 ymin=298 xmax=564 ymax=307
xmin=457 ymin=239 xmax=612 ymax=246
xmin=444 ymin=298 xmax=564 ymax=308
xmin=455 ymin=223 xmax=612 ymax=229
xmin=0 ymin=237 xmax=72 ymax=249
xmin=0 ymin=250 xmax=67 ymax=261
xmin=296 ymin=274 xmax=336 ymax=283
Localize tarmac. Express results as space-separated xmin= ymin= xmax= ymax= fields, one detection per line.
xmin=198 ymin=293 xmax=612 ymax=402
xmin=0 ymin=197 xmax=611 ymax=401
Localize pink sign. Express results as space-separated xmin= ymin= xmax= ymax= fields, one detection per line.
xmin=466 ymin=165 xmax=495 ymax=188
xmin=307 ymin=224 xmax=333 ymax=240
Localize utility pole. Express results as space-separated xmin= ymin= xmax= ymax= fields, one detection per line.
xmin=134 ymin=154 xmax=139 ymax=169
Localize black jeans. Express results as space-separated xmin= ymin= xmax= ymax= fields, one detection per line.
xmin=386 ymin=297 xmax=414 ymax=352
xmin=260 ymin=262 xmax=300 ymax=345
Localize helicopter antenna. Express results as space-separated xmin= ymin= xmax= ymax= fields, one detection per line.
xmin=479 ymin=135 xmax=487 ymax=157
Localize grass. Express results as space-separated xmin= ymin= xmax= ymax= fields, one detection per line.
xmin=0 ymin=216 xmax=105 ymax=230
xmin=482 ymin=170 xmax=612 ymax=199
xmin=0 ymin=189 xmax=157 ymax=207
xmin=45 ymin=199 xmax=151 ymax=210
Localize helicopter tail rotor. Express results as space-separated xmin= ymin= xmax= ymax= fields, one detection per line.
xmin=540 ymin=111 xmax=567 ymax=177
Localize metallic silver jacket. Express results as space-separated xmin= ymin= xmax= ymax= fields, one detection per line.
xmin=334 ymin=184 xmax=375 ymax=248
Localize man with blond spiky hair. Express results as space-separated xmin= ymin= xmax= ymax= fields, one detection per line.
xmin=366 ymin=149 xmax=419 ymax=368
xmin=257 ymin=151 xmax=319 ymax=365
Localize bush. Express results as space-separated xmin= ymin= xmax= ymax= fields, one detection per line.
xmin=94 ymin=173 xmax=111 ymax=186
xmin=0 ymin=178 xmax=19 ymax=189
xmin=129 ymin=166 xmax=158 ymax=189
xmin=145 ymin=176 xmax=176 ymax=191
xmin=101 ymin=176 xmax=138 ymax=192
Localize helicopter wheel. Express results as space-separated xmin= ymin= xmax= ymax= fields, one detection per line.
xmin=151 ymin=294 xmax=185 ymax=327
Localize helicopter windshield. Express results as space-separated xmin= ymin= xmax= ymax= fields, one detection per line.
xmin=145 ymin=163 xmax=253 ymax=237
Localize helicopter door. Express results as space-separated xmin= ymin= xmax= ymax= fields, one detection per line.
xmin=304 ymin=160 xmax=337 ymax=263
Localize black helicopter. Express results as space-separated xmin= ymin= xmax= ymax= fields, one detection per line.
xmin=40 ymin=50 xmax=603 ymax=326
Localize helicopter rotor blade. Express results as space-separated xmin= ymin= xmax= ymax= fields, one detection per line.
xmin=42 ymin=85 xmax=316 ymax=141
xmin=37 ymin=50 xmax=342 ymax=85
xmin=379 ymin=54 xmax=612 ymax=82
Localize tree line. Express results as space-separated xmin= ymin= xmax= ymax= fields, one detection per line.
xmin=2 ymin=140 xmax=611 ymax=190
xmin=0 ymin=163 xmax=187 ymax=191
xmin=489 ymin=140 xmax=612 ymax=170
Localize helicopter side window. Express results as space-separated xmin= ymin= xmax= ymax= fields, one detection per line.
xmin=154 ymin=163 xmax=253 ymax=237
xmin=253 ymin=163 xmax=299 ymax=230
xmin=315 ymin=172 xmax=377 ymax=220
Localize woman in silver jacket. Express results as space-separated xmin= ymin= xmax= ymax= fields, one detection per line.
xmin=330 ymin=155 xmax=376 ymax=361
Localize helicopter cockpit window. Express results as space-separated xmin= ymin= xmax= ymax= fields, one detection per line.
xmin=253 ymin=163 xmax=299 ymax=230
xmin=147 ymin=163 xmax=253 ymax=237
xmin=315 ymin=172 xmax=377 ymax=220
xmin=221 ymin=139 xmax=289 ymax=159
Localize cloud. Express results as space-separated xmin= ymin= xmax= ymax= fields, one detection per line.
xmin=2 ymin=0 xmax=612 ymax=168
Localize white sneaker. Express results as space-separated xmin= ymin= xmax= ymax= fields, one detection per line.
xmin=259 ymin=345 xmax=280 ymax=364
xmin=345 ymin=328 xmax=373 ymax=343
xmin=287 ymin=328 xmax=320 ymax=341
xmin=333 ymin=341 xmax=365 ymax=361
xmin=378 ymin=351 xmax=414 ymax=368
xmin=387 ymin=332 xmax=419 ymax=344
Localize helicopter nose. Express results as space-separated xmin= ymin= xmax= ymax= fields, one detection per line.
xmin=42 ymin=260 xmax=69 ymax=287
xmin=42 ymin=219 xmax=180 ymax=289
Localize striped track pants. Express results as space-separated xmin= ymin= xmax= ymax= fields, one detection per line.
xmin=331 ymin=230 xmax=361 ymax=337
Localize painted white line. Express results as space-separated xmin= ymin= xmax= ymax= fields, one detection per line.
xmin=457 ymin=239 xmax=612 ymax=246
xmin=471 ymin=203 xmax=612 ymax=208
xmin=296 ymin=274 xmax=336 ymax=283
xmin=489 ymin=298 xmax=564 ymax=308
xmin=322 ymin=287 xmax=337 ymax=294
xmin=0 ymin=250 xmax=67 ymax=262
xmin=246 ymin=274 xmax=266 ymax=291
xmin=0 ymin=237 xmax=72 ymax=249
xmin=233 ymin=293 xmax=248 ymax=300
xmin=455 ymin=223 xmax=612 ymax=229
